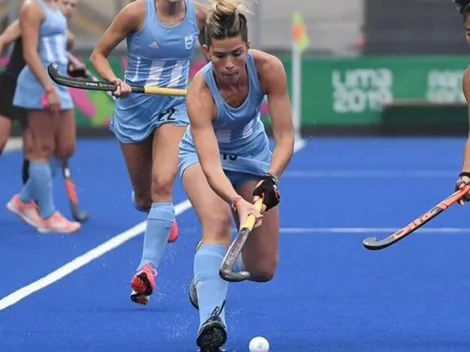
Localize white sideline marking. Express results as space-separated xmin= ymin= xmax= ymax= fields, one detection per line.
xmin=0 ymin=139 xmax=307 ymax=311
xmin=0 ymin=200 xmax=192 ymax=311
xmin=4 ymin=137 xmax=22 ymax=154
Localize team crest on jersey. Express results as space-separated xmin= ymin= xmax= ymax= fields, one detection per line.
xmin=184 ymin=35 xmax=194 ymax=50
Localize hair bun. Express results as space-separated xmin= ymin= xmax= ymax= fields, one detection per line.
xmin=211 ymin=0 xmax=238 ymax=15
xmin=209 ymin=0 xmax=250 ymax=18
xmin=453 ymin=0 xmax=470 ymax=14
xmin=204 ymin=0 xmax=251 ymax=45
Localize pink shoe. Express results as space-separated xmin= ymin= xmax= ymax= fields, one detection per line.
xmin=168 ymin=221 xmax=179 ymax=243
xmin=6 ymin=195 xmax=41 ymax=228
xmin=37 ymin=211 xmax=81 ymax=234
xmin=130 ymin=263 xmax=157 ymax=305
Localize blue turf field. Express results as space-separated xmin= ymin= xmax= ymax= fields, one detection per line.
xmin=1 ymin=137 xmax=470 ymax=352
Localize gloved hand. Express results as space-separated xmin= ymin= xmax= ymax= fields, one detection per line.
xmin=67 ymin=62 xmax=86 ymax=78
xmin=253 ymin=173 xmax=280 ymax=211
xmin=455 ymin=172 xmax=470 ymax=205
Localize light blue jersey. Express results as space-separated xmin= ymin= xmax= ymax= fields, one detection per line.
xmin=14 ymin=0 xmax=72 ymax=110
xmin=110 ymin=0 xmax=199 ymax=144
xmin=179 ymin=52 xmax=272 ymax=187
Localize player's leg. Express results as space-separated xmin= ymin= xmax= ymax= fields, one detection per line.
xmin=119 ymin=137 xmax=153 ymax=303
xmin=234 ymin=177 xmax=279 ymax=282
xmin=149 ymin=122 xmax=185 ymax=245
xmin=18 ymin=112 xmax=32 ymax=184
xmin=117 ymin=130 xmax=185 ymax=225
xmin=120 ymin=137 xmax=153 ymax=212
xmin=30 ymin=110 xmax=80 ymax=233
xmin=8 ymin=110 xmax=80 ymax=233
xmin=181 ymin=162 xmax=232 ymax=351
xmin=0 ymin=115 xmax=12 ymax=155
xmin=52 ymin=109 xmax=76 ymax=176
xmin=8 ymin=110 xmax=53 ymax=227
xmin=119 ymin=136 xmax=177 ymax=304
xmin=130 ymin=123 xmax=186 ymax=304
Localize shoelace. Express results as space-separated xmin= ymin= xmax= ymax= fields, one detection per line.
xmin=209 ymin=300 xmax=226 ymax=320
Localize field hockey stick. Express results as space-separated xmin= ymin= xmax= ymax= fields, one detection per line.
xmin=219 ymin=198 xmax=264 ymax=283
xmin=84 ymin=69 xmax=116 ymax=101
xmin=48 ymin=63 xmax=187 ymax=97
xmin=362 ymin=185 xmax=470 ymax=251
xmin=66 ymin=53 xmax=116 ymax=101
xmin=62 ymin=162 xmax=89 ymax=223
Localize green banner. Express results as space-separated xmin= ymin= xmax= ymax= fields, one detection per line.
xmin=284 ymin=56 xmax=468 ymax=126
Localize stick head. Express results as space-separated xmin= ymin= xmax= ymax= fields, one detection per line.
xmin=48 ymin=63 xmax=60 ymax=80
xmin=362 ymin=237 xmax=377 ymax=246
xmin=219 ymin=268 xmax=250 ymax=282
xmin=362 ymin=237 xmax=381 ymax=250
xmin=73 ymin=211 xmax=89 ymax=223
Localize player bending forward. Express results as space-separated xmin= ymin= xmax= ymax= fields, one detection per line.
xmin=177 ymin=0 xmax=295 ymax=350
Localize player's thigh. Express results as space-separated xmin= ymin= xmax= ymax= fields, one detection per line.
xmin=54 ymin=109 xmax=76 ymax=160
xmin=236 ymin=178 xmax=279 ymax=281
xmin=151 ymin=123 xmax=187 ymax=198
xmin=27 ymin=110 xmax=57 ymax=162
xmin=182 ymin=163 xmax=233 ymax=247
xmin=0 ymin=115 xmax=12 ymax=154
xmin=119 ymin=136 xmax=153 ymax=208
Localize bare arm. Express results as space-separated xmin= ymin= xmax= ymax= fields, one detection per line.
xmin=259 ymin=53 xmax=295 ymax=179
xmin=66 ymin=30 xmax=74 ymax=50
xmin=20 ymin=2 xmax=54 ymax=91
xmin=90 ymin=2 xmax=142 ymax=82
xmin=0 ymin=19 xmax=21 ymax=50
xmin=461 ymin=68 xmax=470 ymax=172
xmin=187 ymin=75 xmax=240 ymax=204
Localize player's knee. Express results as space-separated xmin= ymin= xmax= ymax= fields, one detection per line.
xmin=201 ymin=215 xmax=233 ymax=245
xmin=0 ymin=140 xmax=6 ymax=155
xmin=133 ymin=191 xmax=151 ymax=212
xmin=33 ymin=141 xmax=55 ymax=159
xmin=0 ymin=117 xmax=11 ymax=154
xmin=151 ymin=171 xmax=177 ymax=200
xmin=23 ymin=146 xmax=34 ymax=161
xmin=251 ymin=259 xmax=278 ymax=283
xmin=55 ymin=143 xmax=75 ymax=161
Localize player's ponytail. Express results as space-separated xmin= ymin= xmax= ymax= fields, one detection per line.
xmin=204 ymin=0 xmax=251 ymax=46
xmin=453 ymin=0 xmax=470 ymax=17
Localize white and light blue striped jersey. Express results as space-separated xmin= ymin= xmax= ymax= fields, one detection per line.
xmin=36 ymin=0 xmax=68 ymax=69
xmin=13 ymin=0 xmax=73 ymax=110
xmin=124 ymin=0 xmax=198 ymax=89
xmin=202 ymin=52 xmax=266 ymax=155
xmin=180 ymin=52 xmax=271 ymax=176
xmin=111 ymin=0 xmax=199 ymax=142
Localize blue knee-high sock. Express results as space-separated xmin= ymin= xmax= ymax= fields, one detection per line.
xmin=19 ymin=180 xmax=34 ymax=203
xmin=138 ymin=202 xmax=175 ymax=271
xmin=28 ymin=162 xmax=55 ymax=219
xmin=194 ymin=244 xmax=229 ymax=330
xmin=49 ymin=157 xmax=61 ymax=179
xmin=19 ymin=159 xmax=59 ymax=204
